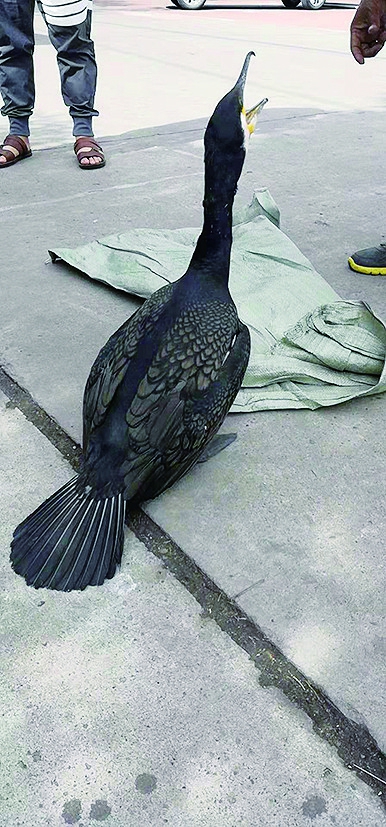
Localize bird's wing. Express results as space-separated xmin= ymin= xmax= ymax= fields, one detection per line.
xmin=82 ymin=283 xmax=174 ymax=446
xmin=120 ymin=302 xmax=243 ymax=502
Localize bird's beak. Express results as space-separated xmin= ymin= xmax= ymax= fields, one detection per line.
xmin=244 ymin=98 xmax=268 ymax=134
xmin=234 ymin=51 xmax=256 ymax=94
xmin=234 ymin=53 xmax=268 ymax=134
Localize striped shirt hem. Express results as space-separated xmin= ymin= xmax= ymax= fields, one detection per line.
xmin=41 ymin=0 xmax=92 ymax=25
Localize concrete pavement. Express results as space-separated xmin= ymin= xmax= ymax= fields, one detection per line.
xmin=1 ymin=2 xmax=386 ymax=824
xmin=2 ymin=392 xmax=385 ymax=826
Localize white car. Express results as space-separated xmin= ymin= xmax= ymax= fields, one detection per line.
xmin=171 ymin=0 xmax=326 ymax=9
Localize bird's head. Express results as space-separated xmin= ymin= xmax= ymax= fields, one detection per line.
xmin=204 ymin=52 xmax=268 ymax=183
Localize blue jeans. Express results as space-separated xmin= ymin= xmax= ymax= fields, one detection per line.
xmin=0 ymin=0 xmax=98 ymax=136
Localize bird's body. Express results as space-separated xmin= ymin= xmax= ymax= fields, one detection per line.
xmin=83 ymin=280 xmax=247 ymax=504
xmin=11 ymin=53 xmax=267 ymax=591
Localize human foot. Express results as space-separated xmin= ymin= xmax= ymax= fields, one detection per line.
xmin=74 ymin=137 xmax=105 ymax=169
xmin=0 ymin=135 xmax=31 ymax=167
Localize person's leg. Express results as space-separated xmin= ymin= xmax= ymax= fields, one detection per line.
xmin=37 ymin=1 xmax=104 ymax=166
xmin=348 ymin=245 xmax=386 ymax=276
xmin=0 ymin=0 xmax=35 ymax=163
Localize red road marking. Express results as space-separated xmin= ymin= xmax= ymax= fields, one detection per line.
xmin=197 ymin=5 xmax=355 ymax=29
xmin=96 ymin=0 xmax=355 ymax=32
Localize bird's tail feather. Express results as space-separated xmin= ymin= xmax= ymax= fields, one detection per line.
xmin=10 ymin=476 xmax=125 ymax=591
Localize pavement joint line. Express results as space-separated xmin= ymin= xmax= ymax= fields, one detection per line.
xmin=98 ymin=21 xmax=352 ymax=59
xmin=0 ymin=366 xmax=82 ymax=469
xmin=0 ymin=110 xmax=343 ymax=173
xmin=1 ymin=362 xmax=386 ymax=806
xmin=4 ymin=125 xmax=205 ymax=155
xmin=0 ymin=172 xmax=201 ymax=215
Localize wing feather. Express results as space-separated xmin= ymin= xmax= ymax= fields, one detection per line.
xmin=118 ymin=303 xmax=243 ymax=502
xmin=83 ymin=284 xmax=174 ymax=446
xmin=82 ymin=293 xmax=247 ymax=506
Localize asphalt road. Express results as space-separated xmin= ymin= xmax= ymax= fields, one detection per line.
xmin=31 ymin=0 xmax=386 ymax=148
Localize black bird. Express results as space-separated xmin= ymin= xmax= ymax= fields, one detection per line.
xmin=11 ymin=53 xmax=267 ymax=591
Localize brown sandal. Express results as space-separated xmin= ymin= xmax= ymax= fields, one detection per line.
xmin=74 ymin=137 xmax=106 ymax=169
xmin=0 ymin=135 xmax=32 ymax=168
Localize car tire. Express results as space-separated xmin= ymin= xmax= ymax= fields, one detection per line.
xmin=281 ymin=0 xmax=301 ymax=7
xmin=173 ymin=0 xmax=206 ymax=7
xmin=301 ymin=0 xmax=325 ymax=8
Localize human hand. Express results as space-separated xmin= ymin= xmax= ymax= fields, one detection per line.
xmin=350 ymin=0 xmax=386 ymax=63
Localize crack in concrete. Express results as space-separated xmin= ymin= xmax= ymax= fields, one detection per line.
xmin=1 ymin=363 xmax=385 ymax=806
xmin=232 ymin=578 xmax=266 ymax=600
xmin=0 ymin=171 xmax=200 ymax=214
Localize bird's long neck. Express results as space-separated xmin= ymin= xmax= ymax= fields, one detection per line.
xmin=188 ymin=150 xmax=241 ymax=286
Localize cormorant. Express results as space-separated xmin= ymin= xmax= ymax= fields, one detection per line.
xmin=10 ymin=52 xmax=267 ymax=591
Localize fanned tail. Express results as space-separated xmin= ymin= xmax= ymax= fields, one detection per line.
xmin=10 ymin=476 xmax=126 ymax=591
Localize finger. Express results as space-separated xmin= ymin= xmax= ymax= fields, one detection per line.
xmin=350 ymin=31 xmax=365 ymax=62
xmin=361 ymin=41 xmax=385 ymax=56
xmin=351 ymin=45 xmax=365 ymax=63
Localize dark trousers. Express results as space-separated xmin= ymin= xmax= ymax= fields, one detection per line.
xmin=0 ymin=0 xmax=98 ymax=136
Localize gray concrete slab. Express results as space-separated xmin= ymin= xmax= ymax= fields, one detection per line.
xmin=1 ymin=391 xmax=385 ymax=827
xmin=0 ymin=129 xmax=203 ymax=434
xmin=1 ymin=109 xmax=386 ymax=756
xmin=147 ymin=396 xmax=386 ymax=748
xmin=145 ymin=111 xmax=386 ymax=751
